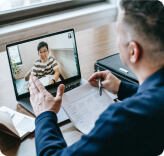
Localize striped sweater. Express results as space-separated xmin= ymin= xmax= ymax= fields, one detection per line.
xmin=31 ymin=56 xmax=59 ymax=79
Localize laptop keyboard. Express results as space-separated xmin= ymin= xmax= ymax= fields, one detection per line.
xmin=51 ymin=82 xmax=80 ymax=97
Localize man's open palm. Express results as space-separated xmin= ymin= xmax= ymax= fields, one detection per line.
xmin=29 ymin=76 xmax=65 ymax=117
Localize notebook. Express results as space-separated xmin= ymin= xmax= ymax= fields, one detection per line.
xmin=0 ymin=106 xmax=35 ymax=140
xmin=6 ymin=29 xmax=86 ymax=123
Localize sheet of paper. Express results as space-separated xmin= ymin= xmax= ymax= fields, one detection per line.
xmin=39 ymin=76 xmax=49 ymax=86
xmin=104 ymin=90 xmax=118 ymax=100
xmin=62 ymin=83 xmax=114 ymax=134
xmin=39 ymin=75 xmax=61 ymax=86
xmin=0 ymin=111 xmax=19 ymax=136
xmin=0 ymin=106 xmax=35 ymax=138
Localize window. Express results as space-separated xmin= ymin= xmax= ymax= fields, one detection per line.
xmin=0 ymin=0 xmax=59 ymax=12
xmin=0 ymin=0 xmax=107 ymax=26
xmin=8 ymin=45 xmax=22 ymax=65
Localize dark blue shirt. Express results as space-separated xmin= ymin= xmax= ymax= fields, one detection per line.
xmin=35 ymin=67 xmax=164 ymax=156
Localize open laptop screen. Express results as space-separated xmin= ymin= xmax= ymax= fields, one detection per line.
xmin=6 ymin=29 xmax=81 ymax=97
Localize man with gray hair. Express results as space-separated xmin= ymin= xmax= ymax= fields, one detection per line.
xmin=29 ymin=0 xmax=164 ymax=155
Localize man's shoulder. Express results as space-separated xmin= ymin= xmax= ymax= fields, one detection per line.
xmin=49 ymin=56 xmax=55 ymax=60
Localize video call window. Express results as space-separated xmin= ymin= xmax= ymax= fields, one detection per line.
xmin=8 ymin=31 xmax=79 ymax=96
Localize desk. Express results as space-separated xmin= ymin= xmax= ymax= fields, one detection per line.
xmin=0 ymin=23 xmax=117 ymax=156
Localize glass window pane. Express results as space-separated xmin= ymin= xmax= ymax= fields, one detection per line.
xmin=0 ymin=0 xmax=61 ymax=13
xmin=8 ymin=45 xmax=22 ymax=65
xmin=0 ymin=0 xmax=104 ymax=25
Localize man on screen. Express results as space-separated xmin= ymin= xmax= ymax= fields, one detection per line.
xmin=31 ymin=41 xmax=60 ymax=85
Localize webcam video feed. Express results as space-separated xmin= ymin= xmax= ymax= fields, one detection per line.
xmin=7 ymin=31 xmax=79 ymax=95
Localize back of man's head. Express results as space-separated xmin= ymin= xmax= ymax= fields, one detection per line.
xmin=120 ymin=0 xmax=164 ymax=62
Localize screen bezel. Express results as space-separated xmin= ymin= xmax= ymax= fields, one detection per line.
xmin=6 ymin=29 xmax=81 ymax=100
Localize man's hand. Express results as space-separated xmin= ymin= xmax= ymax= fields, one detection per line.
xmin=27 ymin=74 xmax=34 ymax=91
xmin=88 ymin=70 xmax=121 ymax=94
xmin=29 ymin=76 xmax=65 ymax=117
xmin=49 ymin=80 xmax=55 ymax=85
xmin=27 ymin=84 xmax=30 ymax=91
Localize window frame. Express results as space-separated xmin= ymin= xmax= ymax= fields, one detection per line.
xmin=0 ymin=0 xmax=107 ymax=26
xmin=15 ymin=46 xmax=22 ymax=65
xmin=9 ymin=45 xmax=23 ymax=65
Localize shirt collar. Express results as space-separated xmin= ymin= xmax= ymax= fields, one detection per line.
xmin=137 ymin=67 xmax=164 ymax=93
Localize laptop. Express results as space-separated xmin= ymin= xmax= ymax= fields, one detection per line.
xmin=6 ymin=29 xmax=87 ymax=123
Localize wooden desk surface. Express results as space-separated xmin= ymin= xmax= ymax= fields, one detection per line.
xmin=0 ymin=23 xmax=117 ymax=156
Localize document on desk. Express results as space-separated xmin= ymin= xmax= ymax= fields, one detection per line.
xmin=0 ymin=106 xmax=35 ymax=140
xmin=39 ymin=75 xmax=61 ymax=86
xmin=62 ymin=83 xmax=114 ymax=134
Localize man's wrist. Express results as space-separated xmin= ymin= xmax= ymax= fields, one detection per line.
xmin=35 ymin=111 xmax=58 ymax=126
xmin=116 ymin=79 xmax=121 ymax=94
xmin=52 ymin=79 xmax=56 ymax=83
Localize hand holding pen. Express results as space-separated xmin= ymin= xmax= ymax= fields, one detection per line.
xmin=88 ymin=70 xmax=121 ymax=95
xmin=97 ymin=68 xmax=102 ymax=96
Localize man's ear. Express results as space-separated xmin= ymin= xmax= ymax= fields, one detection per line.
xmin=48 ymin=50 xmax=50 ymax=55
xmin=129 ymin=41 xmax=140 ymax=63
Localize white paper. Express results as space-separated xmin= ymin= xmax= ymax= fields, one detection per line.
xmin=0 ymin=106 xmax=35 ymax=138
xmin=39 ymin=75 xmax=61 ymax=86
xmin=0 ymin=111 xmax=19 ymax=136
xmin=104 ymin=89 xmax=118 ymax=100
xmin=62 ymin=83 xmax=114 ymax=134
xmin=16 ymin=116 xmax=35 ymax=132
xmin=39 ymin=76 xmax=49 ymax=86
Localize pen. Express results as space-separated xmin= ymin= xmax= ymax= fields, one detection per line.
xmin=97 ymin=67 xmax=102 ymax=96
xmin=11 ymin=114 xmax=15 ymax=119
